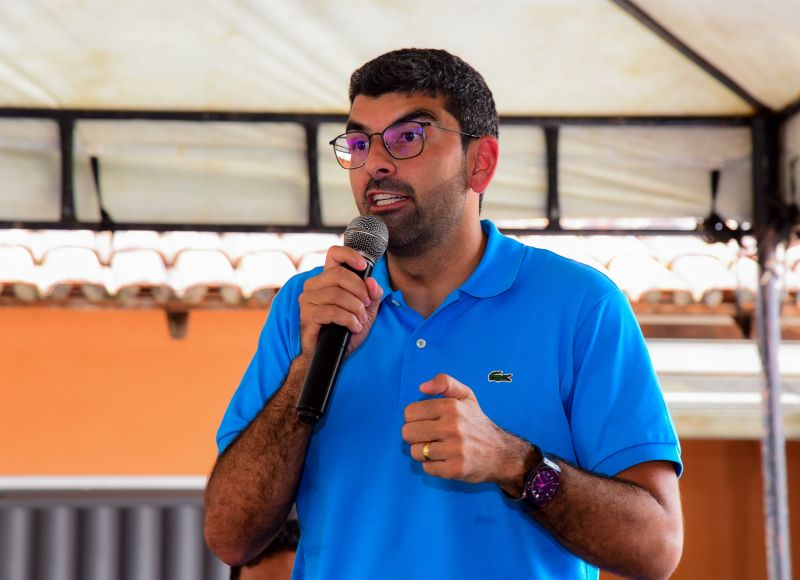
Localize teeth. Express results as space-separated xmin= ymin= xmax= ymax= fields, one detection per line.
xmin=371 ymin=193 xmax=404 ymax=207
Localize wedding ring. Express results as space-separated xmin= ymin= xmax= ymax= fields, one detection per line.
xmin=422 ymin=441 xmax=432 ymax=461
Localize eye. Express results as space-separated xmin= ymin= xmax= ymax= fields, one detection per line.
xmin=388 ymin=124 xmax=423 ymax=147
xmin=399 ymin=131 xmax=420 ymax=143
xmin=347 ymin=136 xmax=369 ymax=151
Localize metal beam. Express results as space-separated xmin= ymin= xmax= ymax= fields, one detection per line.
xmin=610 ymin=0 xmax=769 ymax=113
xmin=544 ymin=126 xmax=561 ymax=229
xmin=751 ymin=116 xmax=782 ymax=237
xmin=305 ymin=122 xmax=322 ymax=229
xmin=0 ymin=106 xmax=756 ymax=234
xmin=779 ymin=94 xmax=800 ymax=121
xmin=57 ymin=117 xmax=76 ymax=226
xmin=755 ymin=231 xmax=794 ymax=580
xmin=0 ymin=218 xmax=723 ymax=237
xmin=0 ymin=107 xmax=752 ymax=126
xmin=751 ymin=116 xmax=793 ymax=580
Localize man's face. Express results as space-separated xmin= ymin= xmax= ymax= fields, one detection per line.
xmin=346 ymin=92 xmax=473 ymax=257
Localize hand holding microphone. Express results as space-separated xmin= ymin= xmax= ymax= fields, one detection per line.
xmin=296 ymin=216 xmax=389 ymax=424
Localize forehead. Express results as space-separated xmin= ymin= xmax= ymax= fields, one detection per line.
xmin=347 ymin=92 xmax=453 ymax=131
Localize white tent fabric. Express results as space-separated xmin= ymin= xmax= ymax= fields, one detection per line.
xmin=0 ymin=0 xmax=798 ymax=226
xmin=3 ymin=0 xmax=788 ymax=113
xmin=73 ymin=121 xmax=309 ymax=225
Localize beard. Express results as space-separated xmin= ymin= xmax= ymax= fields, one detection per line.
xmin=361 ymin=161 xmax=470 ymax=258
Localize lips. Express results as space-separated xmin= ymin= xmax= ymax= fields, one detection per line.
xmin=367 ymin=190 xmax=410 ymax=208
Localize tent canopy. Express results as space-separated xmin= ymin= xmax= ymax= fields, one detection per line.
xmin=0 ymin=0 xmax=798 ymax=232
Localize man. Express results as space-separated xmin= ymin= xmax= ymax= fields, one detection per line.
xmin=205 ymin=48 xmax=683 ymax=579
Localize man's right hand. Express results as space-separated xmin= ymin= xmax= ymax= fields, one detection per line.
xmin=298 ymin=245 xmax=384 ymax=356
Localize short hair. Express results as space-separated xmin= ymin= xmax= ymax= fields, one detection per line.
xmin=349 ymin=48 xmax=498 ymax=145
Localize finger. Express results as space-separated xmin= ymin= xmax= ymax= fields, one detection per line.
xmin=410 ymin=441 xmax=446 ymax=463
xmin=364 ymin=277 xmax=384 ymax=320
xmin=324 ymin=245 xmax=368 ymax=272
xmin=304 ymin=286 xmax=369 ymax=325
xmin=404 ymin=398 xmax=453 ymax=423
xmin=309 ymin=304 xmax=363 ymax=334
xmin=419 ymin=373 xmax=477 ymax=401
xmin=422 ymin=460 xmax=460 ymax=481
xmin=401 ymin=420 xmax=444 ymax=444
xmin=303 ymin=267 xmax=371 ymax=307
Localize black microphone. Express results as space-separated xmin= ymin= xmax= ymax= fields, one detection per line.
xmin=296 ymin=215 xmax=389 ymax=424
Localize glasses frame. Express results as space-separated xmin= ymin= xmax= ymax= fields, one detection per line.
xmin=329 ymin=121 xmax=481 ymax=170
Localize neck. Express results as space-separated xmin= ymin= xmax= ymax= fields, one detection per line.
xmin=387 ymin=220 xmax=486 ymax=318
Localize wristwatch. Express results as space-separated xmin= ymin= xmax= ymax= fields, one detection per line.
xmin=520 ymin=446 xmax=562 ymax=508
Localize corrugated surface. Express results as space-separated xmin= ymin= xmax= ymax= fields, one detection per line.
xmin=1 ymin=229 xmax=797 ymax=308
xmin=0 ymin=492 xmax=228 ymax=580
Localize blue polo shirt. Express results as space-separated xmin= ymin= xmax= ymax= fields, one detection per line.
xmin=217 ymin=220 xmax=681 ymax=579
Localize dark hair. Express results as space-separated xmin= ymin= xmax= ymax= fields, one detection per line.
xmin=349 ymin=48 xmax=498 ymax=146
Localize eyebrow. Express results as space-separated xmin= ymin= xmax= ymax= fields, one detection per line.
xmin=346 ymin=109 xmax=439 ymax=133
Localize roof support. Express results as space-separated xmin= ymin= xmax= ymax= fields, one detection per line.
xmin=0 ymin=107 xmax=752 ymax=126
xmin=779 ymin=94 xmax=800 ymax=121
xmin=752 ymin=116 xmax=794 ymax=580
xmin=305 ymin=121 xmax=323 ymax=229
xmin=57 ymin=117 xmax=76 ymax=226
xmin=610 ymin=0 xmax=769 ymax=114
xmin=756 ymin=231 xmax=794 ymax=580
xmin=0 ymin=107 xmax=754 ymax=235
xmin=544 ymin=125 xmax=561 ymax=229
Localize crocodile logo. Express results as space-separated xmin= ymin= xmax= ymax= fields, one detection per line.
xmin=488 ymin=370 xmax=513 ymax=383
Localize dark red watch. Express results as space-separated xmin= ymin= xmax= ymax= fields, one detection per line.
xmin=521 ymin=447 xmax=561 ymax=508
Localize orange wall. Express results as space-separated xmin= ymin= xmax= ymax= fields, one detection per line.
xmin=1 ymin=307 xmax=265 ymax=475
xmin=2 ymin=307 xmax=799 ymax=578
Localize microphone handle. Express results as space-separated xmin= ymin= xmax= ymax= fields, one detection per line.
xmin=296 ymin=261 xmax=374 ymax=424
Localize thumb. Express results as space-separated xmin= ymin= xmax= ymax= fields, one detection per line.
xmin=364 ymin=277 xmax=384 ymax=322
xmin=420 ymin=374 xmax=476 ymax=401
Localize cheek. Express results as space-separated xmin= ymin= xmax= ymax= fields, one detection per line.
xmin=349 ymin=171 xmax=366 ymax=196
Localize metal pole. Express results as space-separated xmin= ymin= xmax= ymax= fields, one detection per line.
xmin=755 ymin=229 xmax=792 ymax=580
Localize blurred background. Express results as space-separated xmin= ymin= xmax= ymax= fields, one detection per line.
xmin=1 ymin=1 xmax=799 ymax=578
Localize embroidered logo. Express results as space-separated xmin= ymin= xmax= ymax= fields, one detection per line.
xmin=488 ymin=370 xmax=513 ymax=383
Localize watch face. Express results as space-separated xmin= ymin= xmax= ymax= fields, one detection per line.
xmin=525 ymin=467 xmax=560 ymax=506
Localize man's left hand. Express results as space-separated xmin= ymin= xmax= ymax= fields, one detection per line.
xmin=402 ymin=373 xmax=528 ymax=485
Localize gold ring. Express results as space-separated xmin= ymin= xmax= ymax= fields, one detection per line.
xmin=422 ymin=441 xmax=432 ymax=461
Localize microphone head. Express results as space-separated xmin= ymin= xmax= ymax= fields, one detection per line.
xmin=343 ymin=215 xmax=389 ymax=265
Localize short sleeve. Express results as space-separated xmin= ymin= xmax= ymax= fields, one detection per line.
xmin=215 ymin=272 xmax=311 ymax=454
xmin=569 ymin=289 xmax=682 ymax=477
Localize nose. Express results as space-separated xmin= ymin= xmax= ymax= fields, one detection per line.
xmin=362 ymin=134 xmax=396 ymax=178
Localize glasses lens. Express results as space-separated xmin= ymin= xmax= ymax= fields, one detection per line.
xmin=333 ymin=133 xmax=369 ymax=169
xmin=383 ymin=122 xmax=424 ymax=160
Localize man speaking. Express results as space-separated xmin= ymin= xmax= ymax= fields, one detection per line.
xmin=205 ymin=48 xmax=683 ymax=579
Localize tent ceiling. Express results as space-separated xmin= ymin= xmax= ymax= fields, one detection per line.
xmin=1 ymin=1 xmax=798 ymax=234
xmin=637 ymin=0 xmax=800 ymax=111
xmin=1 ymin=0 xmax=797 ymax=115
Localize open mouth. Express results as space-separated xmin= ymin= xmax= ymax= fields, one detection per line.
xmin=368 ymin=191 xmax=410 ymax=209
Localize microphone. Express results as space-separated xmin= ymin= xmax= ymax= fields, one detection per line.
xmin=296 ymin=215 xmax=389 ymax=424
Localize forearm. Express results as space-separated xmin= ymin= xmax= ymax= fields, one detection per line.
xmin=204 ymin=355 xmax=313 ymax=566
xmin=498 ymin=441 xmax=682 ymax=579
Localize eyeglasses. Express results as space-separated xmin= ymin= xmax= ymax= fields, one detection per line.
xmin=329 ymin=120 xmax=480 ymax=170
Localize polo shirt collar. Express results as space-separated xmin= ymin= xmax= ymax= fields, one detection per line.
xmin=371 ymin=219 xmax=524 ymax=301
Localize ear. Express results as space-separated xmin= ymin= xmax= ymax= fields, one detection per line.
xmin=468 ymin=136 xmax=499 ymax=194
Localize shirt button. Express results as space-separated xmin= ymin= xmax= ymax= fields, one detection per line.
xmin=391 ymin=299 xmax=400 ymax=306
xmin=416 ymin=338 xmax=427 ymax=349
